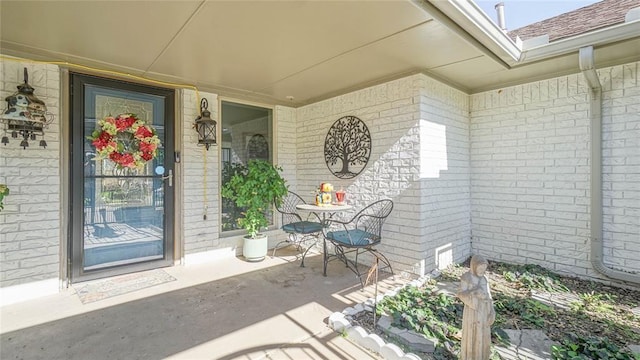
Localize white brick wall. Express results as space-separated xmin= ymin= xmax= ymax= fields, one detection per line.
xmin=275 ymin=105 xmax=298 ymax=191
xmin=272 ymin=105 xmax=298 ymax=244
xmin=296 ymin=74 xmax=471 ymax=275
xmin=600 ymin=63 xmax=640 ymax=274
xmin=2 ymin=54 xmax=636 ymax=294
xmin=470 ymin=61 xmax=640 ymax=280
xmin=0 ymin=59 xmax=61 ymax=287
xmin=180 ymin=90 xmax=223 ymax=256
xmin=417 ymin=76 xmax=472 ymax=272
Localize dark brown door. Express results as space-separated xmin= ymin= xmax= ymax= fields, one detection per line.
xmin=69 ymin=73 xmax=175 ymax=282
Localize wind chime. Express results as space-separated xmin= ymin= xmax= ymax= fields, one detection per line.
xmin=0 ymin=67 xmax=54 ymax=149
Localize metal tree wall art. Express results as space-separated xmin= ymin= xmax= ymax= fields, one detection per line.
xmin=247 ymin=134 xmax=269 ymax=160
xmin=324 ymin=115 xmax=371 ymax=179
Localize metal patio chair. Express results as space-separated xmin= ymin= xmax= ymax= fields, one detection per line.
xmin=322 ymin=199 xmax=394 ymax=287
xmin=273 ymin=191 xmax=323 ymax=267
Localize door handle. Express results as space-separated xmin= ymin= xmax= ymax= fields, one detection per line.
xmin=162 ymin=169 xmax=173 ymax=187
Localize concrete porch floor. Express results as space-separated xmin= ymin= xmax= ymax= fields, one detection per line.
xmin=0 ymin=249 xmax=409 ymax=360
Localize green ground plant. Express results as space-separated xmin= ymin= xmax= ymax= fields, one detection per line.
xmin=365 ymin=261 xmax=640 ymax=360
xmin=551 ymin=333 xmax=638 ymax=360
xmin=493 ymin=294 xmax=555 ymax=328
xmin=570 ymin=291 xmax=616 ymax=314
xmin=497 ymin=263 xmax=569 ymax=293
xmin=375 ymin=282 xmax=507 ymax=359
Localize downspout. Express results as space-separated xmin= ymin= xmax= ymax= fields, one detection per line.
xmin=579 ymin=46 xmax=640 ymax=285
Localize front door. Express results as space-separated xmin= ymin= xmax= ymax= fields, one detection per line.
xmin=69 ymin=73 xmax=175 ymax=282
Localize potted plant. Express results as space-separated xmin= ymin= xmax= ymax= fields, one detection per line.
xmin=0 ymin=184 xmax=8 ymax=212
xmin=221 ymin=159 xmax=288 ymax=261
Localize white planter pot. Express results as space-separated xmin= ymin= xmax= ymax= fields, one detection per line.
xmin=242 ymin=234 xmax=268 ymax=262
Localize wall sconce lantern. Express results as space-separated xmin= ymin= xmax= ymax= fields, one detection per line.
xmin=194 ymin=98 xmax=216 ymax=150
xmin=1 ymin=67 xmax=53 ymax=149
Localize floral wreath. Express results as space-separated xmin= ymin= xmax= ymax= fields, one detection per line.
xmin=89 ymin=113 xmax=161 ymax=169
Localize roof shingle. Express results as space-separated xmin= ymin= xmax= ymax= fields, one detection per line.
xmin=507 ymin=0 xmax=639 ymax=42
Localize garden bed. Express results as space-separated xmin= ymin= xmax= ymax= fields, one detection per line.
xmin=349 ymin=261 xmax=640 ymax=359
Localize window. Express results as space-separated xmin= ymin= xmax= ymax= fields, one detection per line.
xmin=220 ymin=100 xmax=273 ymax=232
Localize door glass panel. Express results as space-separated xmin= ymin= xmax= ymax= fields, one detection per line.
xmin=82 ymin=86 xmax=166 ymax=270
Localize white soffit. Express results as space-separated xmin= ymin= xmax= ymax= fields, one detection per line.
xmin=0 ymin=1 xmax=201 ymax=70
xmin=429 ymin=56 xmax=507 ymax=92
xmin=260 ymin=20 xmax=486 ymax=103
xmin=441 ymin=37 xmax=640 ymax=93
xmin=424 ymin=0 xmax=640 ymax=92
xmin=147 ymin=1 xmax=433 ymax=94
xmin=1 ymin=0 xmax=639 ymax=104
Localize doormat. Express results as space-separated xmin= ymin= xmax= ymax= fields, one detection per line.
xmin=74 ymin=269 xmax=176 ymax=304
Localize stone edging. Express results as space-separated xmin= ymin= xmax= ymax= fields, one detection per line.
xmin=328 ymin=273 xmax=438 ymax=360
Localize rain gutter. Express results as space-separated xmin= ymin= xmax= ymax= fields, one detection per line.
xmin=522 ymin=21 xmax=640 ymax=63
xmin=423 ymin=0 xmax=640 ymax=68
xmin=438 ymin=0 xmax=521 ymax=62
xmin=413 ymin=0 xmax=520 ymax=68
xmin=579 ymin=46 xmax=640 ymax=285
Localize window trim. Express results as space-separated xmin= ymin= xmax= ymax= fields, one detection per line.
xmin=218 ymin=97 xmax=277 ymax=238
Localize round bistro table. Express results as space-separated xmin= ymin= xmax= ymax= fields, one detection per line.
xmin=296 ymin=203 xmax=353 ymax=274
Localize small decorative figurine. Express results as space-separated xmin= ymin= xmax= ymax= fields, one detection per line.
xmin=318 ymin=183 xmax=333 ymax=206
xmin=457 ymin=254 xmax=495 ymax=360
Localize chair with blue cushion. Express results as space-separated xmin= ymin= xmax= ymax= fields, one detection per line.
xmin=323 ymin=199 xmax=394 ymax=287
xmin=273 ymin=191 xmax=323 ymax=267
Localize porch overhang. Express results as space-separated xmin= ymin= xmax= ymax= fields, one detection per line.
xmin=1 ymin=0 xmax=639 ymax=106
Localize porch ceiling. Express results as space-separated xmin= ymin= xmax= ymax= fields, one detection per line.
xmin=1 ymin=0 xmax=639 ymax=106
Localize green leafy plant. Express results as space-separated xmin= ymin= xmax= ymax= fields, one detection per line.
xmin=580 ymin=291 xmax=616 ymax=313
xmin=221 ymin=162 xmax=249 ymax=231
xmin=368 ymin=261 xmax=640 ymax=359
xmin=503 ymin=271 xmax=517 ymax=282
xmin=221 ymin=160 xmax=288 ymax=238
xmin=551 ymin=333 xmax=637 ymax=360
xmin=494 ymin=294 xmax=555 ymax=328
xmin=0 ymin=184 xmax=9 ymax=211
xmin=376 ymin=284 xmax=509 ymax=359
xmin=499 ymin=263 xmax=569 ymax=292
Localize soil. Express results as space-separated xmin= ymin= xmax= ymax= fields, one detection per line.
xmin=349 ymin=260 xmax=640 ymax=359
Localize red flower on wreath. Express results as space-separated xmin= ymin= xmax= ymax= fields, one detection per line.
xmin=139 ymin=141 xmax=157 ymax=153
xmin=115 ymin=117 xmax=132 ymax=131
xmin=92 ymin=131 xmax=114 ymax=151
xmin=140 ymin=152 xmax=153 ymax=161
xmin=134 ymin=126 xmax=152 ymax=139
xmin=88 ymin=114 xmax=161 ymax=170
